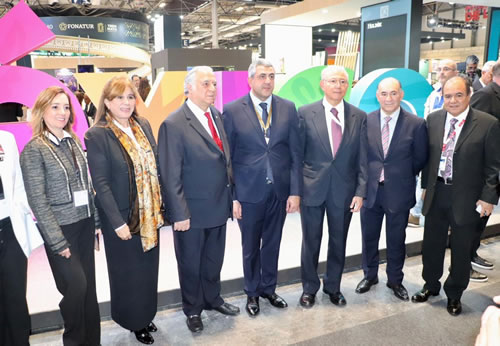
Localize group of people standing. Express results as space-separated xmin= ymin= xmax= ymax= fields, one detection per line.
xmin=0 ymin=57 xmax=499 ymax=346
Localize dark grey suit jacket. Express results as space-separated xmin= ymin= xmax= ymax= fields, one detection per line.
xmin=298 ymin=100 xmax=368 ymax=208
xmin=472 ymin=79 xmax=484 ymax=92
xmin=157 ymin=103 xmax=232 ymax=229
xmin=470 ymin=82 xmax=500 ymax=121
xmin=422 ymin=108 xmax=500 ymax=225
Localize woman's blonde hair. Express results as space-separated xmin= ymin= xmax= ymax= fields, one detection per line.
xmin=94 ymin=76 xmax=141 ymax=126
xmin=30 ymin=86 xmax=77 ymax=141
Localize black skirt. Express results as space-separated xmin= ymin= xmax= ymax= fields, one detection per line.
xmin=100 ymin=209 xmax=159 ymax=331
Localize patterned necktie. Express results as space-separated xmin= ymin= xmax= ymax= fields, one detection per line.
xmin=204 ymin=112 xmax=224 ymax=152
xmin=442 ymin=118 xmax=459 ymax=179
xmin=330 ymin=108 xmax=342 ymax=157
xmin=379 ymin=116 xmax=391 ymax=182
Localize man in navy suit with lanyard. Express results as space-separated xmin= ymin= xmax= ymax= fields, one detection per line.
xmin=223 ymin=59 xmax=302 ymax=317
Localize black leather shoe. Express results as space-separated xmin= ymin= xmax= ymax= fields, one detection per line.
xmin=186 ymin=315 xmax=203 ymax=333
xmin=213 ymin=302 xmax=240 ymax=316
xmin=324 ymin=291 xmax=346 ymax=306
xmin=261 ymin=293 xmax=288 ymax=308
xmin=471 ymin=255 xmax=494 ymax=270
xmin=299 ymin=293 xmax=316 ymax=308
xmin=133 ymin=328 xmax=154 ymax=344
xmin=246 ymin=296 xmax=260 ymax=316
xmin=411 ymin=288 xmax=439 ymax=303
xmin=146 ymin=322 xmax=157 ymax=333
xmin=355 ymin=278 xmax=379 ymax=294
xmin=447 ymin=299 xmax=462 ymax=316
xmin=386 ymin=283 xmax=409 ymax=301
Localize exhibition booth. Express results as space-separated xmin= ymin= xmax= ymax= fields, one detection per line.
xmin=0 ymin=0 xmax=499 ymax=332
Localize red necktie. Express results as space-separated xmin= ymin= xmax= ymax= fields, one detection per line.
xmin=204 ymin=112 xmax=224 ymax=152
xmin=330 ymin=108 xmax=342 ymax=156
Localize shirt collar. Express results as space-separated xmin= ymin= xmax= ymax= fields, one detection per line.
xmin=380 ymin=107 xmax=401 ymax=121
xmin=322 ymin=97 xmax=344 ymax=117
xmin=186 ymin=98 xmax=211 ymax=118
xmin=446 ymin=106 xmax=469 ymax=123
xmin=45 ymin=130 xmax=72 ymax=145
xmin=249 ymin=91 xmax=272 ymax=110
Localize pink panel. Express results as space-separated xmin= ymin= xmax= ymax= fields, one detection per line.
xmin=0 ymin=66 xmax=88 ymax=152
xmin=214 ymin=71 xmax=250 ymax=112
xmin=0 ymin=1 xmax=55 ymax=65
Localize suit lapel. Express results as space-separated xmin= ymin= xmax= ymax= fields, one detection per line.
xmin=242 ymin=94 xmax=267 ymax=146
xmin=385 ymin=108 xmax=405 ymax=158
xmin=211 ymin=106 xmax=230 ymax=160
xmin=433 ymin=110 xmax=447 ymax=152
xmin=312 ymin=102 xmax=333 ymax=158
xmin=184 ymin=103 xmax=223 ymax=153
xmin=268 ymin=96 xmax=281 ymax=147
xmin=338 ymin=101 xmax=354 ymax=153
xmin=455 ymin=108 xmax=477 ymax=151
xmin=369 ymin=110 xmax=384 ymax=158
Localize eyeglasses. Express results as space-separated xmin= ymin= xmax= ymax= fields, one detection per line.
xmin=325 ymin=79 xmax=348 ymax=86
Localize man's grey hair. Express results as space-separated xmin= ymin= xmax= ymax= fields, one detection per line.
xmin=321 ymin=65 xmax=348 ymax=81
xmin=248 ymin=58 xmax=274 ymax=78
xmin=465 ymin=55 xmax=479 ymax=65
xmin=482 ymin=61 xmax=497 ymax=73
xmin=184 ymin=66 xmax=214 ymax=95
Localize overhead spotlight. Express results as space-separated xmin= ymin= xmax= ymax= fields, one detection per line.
xmin=427 ymin=36 xmax=430 ymax=39
xmin=331 ymin=28 xmax=336 ymax=32
xmin=147 ymin=14 xmax=151 ymax=19
xmin=159 ymin=2 xmax=166 ymax=8
xmin=236 ymin=6 xmax=244 ymax=12
xmin=318 ymin=29 xmax=322 ymax=32
xmin=331 ymin=39 xmax=335 ymax=43
xmin=440 ymin=36 xmax=444 ymax=39
xmin=195 ymin=25 xmax=200 ymax=30
xmin=318 ymin=38 xmax=322 ymax=42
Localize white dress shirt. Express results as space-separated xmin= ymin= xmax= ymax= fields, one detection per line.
xmin=323 ymin=98 xmax=345 ymax=153
xmin=186 ymin=99 xmax=220 ymax=137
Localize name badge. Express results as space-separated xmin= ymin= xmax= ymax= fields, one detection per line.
xmin=438 ymin=157 xmax=446 ymax=172
xmin=74 ymin=190 xmax=89 ymax=207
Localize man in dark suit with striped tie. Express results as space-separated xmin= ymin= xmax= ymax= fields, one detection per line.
xmin=356 ymin=78 xmax=428 ymax=300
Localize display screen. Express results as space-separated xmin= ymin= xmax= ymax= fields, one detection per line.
xmin=363 ymin=14 xmax=407 ymax=75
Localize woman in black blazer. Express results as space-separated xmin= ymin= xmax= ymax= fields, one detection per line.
xmin=85 ymin=76 xmax=164 ymax=345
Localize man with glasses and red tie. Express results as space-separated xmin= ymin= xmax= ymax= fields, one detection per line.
xmin=297 ymin=65 xmax=368 ymax=308
xmin=223 ymin=59 xmax=302 ymax=317
xmin=411 ymin=76 xmax=500 ymax=316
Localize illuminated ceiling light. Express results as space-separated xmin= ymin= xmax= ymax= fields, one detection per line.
xmin=427 ymin=36 xmax=430 ymax=39
xmin=448 ymin=22 xmax=452 ymax=25
xmin=440 ymin=36 xmax=444 ymax=39
xmin=159 ymin=2 xmax=166 ymax=8
xmin=155 ymin=13 xmax=160 ymax=18
xmin=482 ymin=25 xmax=486 ymax=29
xmin=195 ymin=25 xmax=200 ymax=30
xmin=147 ymin=14 xmax=151 ymax=19
xmin=449 ymin=2 xmax=454 ymax=4
xmin=236 ymin=6 xmax=244 ymax=11
xmin=180 ymin=15 xmax=184 ymax=19
xmin=318 ymin=29 xmax=322 ymax=32
xmin=331 ymin=28 xmax=336 ymax=32
xmin=331 ymin=39 xmax=335 ymax=43
xmin=318 ymin=38 xmax=322 ymax=42
xmin=429 ymin=18 xmax=436 ymax=24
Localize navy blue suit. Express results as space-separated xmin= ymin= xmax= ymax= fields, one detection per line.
xmin=360 ymin=108 xmax=428 ymax=285
xmin=223 ymin=93 xmax=302 ymax=297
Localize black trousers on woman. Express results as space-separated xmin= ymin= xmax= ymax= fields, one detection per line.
xmin=45 ymin=217 xmax=100 ymax=346
xmin=0 ymin=217 xmax=30 ymax=346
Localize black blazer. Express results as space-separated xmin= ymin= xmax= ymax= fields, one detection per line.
xmin=472 ymin=79 xmax=484 ymax=92
xmin=422 ymin=108 xmax=500 ymax=225
xmin=470 ymin=82 xmax=500 ymax=121
xmin=157 ymin=103 xmax=232 ymax=229
xmin=222 ymin=93 xmax=302 ymax=203
xmin=85 ymin=116 xmax=159 ymax=230
xmin=365 ymin=108 xmax=428 ymax=213
xmin=298 ymin=100 xmax=368 ymax=208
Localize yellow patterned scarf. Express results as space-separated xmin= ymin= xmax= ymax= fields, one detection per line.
xmin=107 ymin=115 xmax=163 ymax=252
